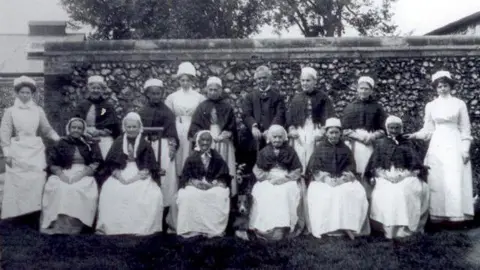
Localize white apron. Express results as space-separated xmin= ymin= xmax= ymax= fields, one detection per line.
xmin=98 ymin=136 xmax=114 ymax=160
xmin=151 ymin=139 xmax=177 ymax=207
xmin=345 ymin=129 xmax=375 ymax=175
xmin=1 ymin=136 xmax=47 ymax=219
xmin=210 ymin=124 xmax=236 ymax=195
xmin=290 ymin=119 xmax=322 ymax=172
xmin=175 ymin=116 xmax=192 ymax=175
xmin=176 ymin=186 xmax=230 ymax=236
xmin=96 ymin=162 xmax=163 ymax=235
xmin=249 ymin=169 xmax=301 ymax=233
xmin=41 ymin=164 xmax=98 ymax=229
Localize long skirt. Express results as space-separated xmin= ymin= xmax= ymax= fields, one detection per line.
xmin=426 ymin=124 xmax=474 ymax=222
xmin=151 ymin=139 xmax=177 ymax=207
xmin=250 ymin=175 xmax=301 ymax=233
xmin=290 ymin=119 xmax=322 ymax=172
xmin=176 ymin=186 xmax=230 ymax=237
xmin=96 ymin=162 xmax=164 ymax=235
xmin=1 ymin=137 xmax=46 ymax=219
xmin=98 ymin=136 xmax=114 ymax=160
xmin=210 ymin=124 xmax=237 ymax=195
xmin=175 ymin=116 xmax=192 ymax=176
xmin=308 ymin=180 xmax=370 ymax=238
xmin=370 ymin=175 xmax=430 ymax=238
xmin=41 ymin=164 xmax=98 ymax=234
xmin=344 ymin=129 xmax=375 ymax=175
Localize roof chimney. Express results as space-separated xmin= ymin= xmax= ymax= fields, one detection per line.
xmin=28 ymin=21 xmax=67 ymax=36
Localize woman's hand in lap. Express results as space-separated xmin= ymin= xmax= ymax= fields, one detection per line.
xmin=59 ymin=173 xmax=70 ymax=184
xmin=138 ymin=169 xmax=150 ymax=180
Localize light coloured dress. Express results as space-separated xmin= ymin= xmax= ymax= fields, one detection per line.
xmin=414 ymin=95 xmax=474 ymax=221
xmin=0 ymin=99 xmax=59 ymax=219
xmin=165 ymin=88 xmax=206 ymax=175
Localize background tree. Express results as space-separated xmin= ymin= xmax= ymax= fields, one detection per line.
xmin=61 ymin=0 xmax=270 ymax=40
xmin=264 ymin=0 xmax=398 ymax=37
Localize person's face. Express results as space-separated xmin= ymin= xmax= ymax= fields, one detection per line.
xmin=270 ymin=130 xmax=285 ymax=148
xmin=255 ymin=71 xmax=271 ymax=89
xmin=357 ymin=82 xmax=373 ymax=100
xmin=326 ymin=127 xmax=341 ymax=144
xmin=300 ymin=74 xmax=316 ymax=93
xmin=69 ymin=120 xmax=85 ymax=138
xmin=436 ymin=81 xmax=451 ymax=96
xmin=88 ymin=83 xmax=104 ymax=100
xmin=387 ymin=123 xmax=403 ymax=136
xmin=124 ymin=119 xmax=141 ymax=138
xmin=17 ymin=86 xmax=33 ymax=103
xmin=179 ymin=75 xmax=193 ymax=90
xmin=146 ymin=86 xmax=164 ymax=104
xmin=198 ymin=133 xmax=213 ymax=153
xmin=206 ymin=84 xmax=222 ymax=100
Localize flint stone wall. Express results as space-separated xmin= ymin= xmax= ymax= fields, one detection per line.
xmin=43 ymin=36 xmax=480 ymax=191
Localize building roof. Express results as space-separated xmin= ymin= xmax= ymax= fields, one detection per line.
xmin=425 ymin=11 xmax=480 ymax=35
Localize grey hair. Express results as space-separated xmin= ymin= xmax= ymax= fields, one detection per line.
xmin=254 ymin=65 xmax=272 ymax=79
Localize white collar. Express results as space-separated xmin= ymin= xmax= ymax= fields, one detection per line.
xmin=13 ymin=98 xmax=35 ymax=109
xmin=122 ymin=133 xmax=142 ymax=158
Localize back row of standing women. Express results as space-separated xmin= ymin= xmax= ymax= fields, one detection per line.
xmin=0 ymin=62 xmax=473 ymax=240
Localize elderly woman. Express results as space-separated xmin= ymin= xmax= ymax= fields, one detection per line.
xmin=138 ymin=79 xmax=179 ymax=216
xmin=165 ymin=62 xmax=206 ymax=175
xmin=41 ymin=118 xmax=103 ymax=234
xmin=249 ymin=125 xmax=302 ymax=240
xmin=96 ymin=112 xmax=163 ymax=235
xmin=188 ymin=76 xmax=237 ymax=195
xmin=306 ymin=118 xmax=369 ymax=239
xmin=365 ymin=116 xmax=430 ymax=239
xmin=74 ymin=75 xmax=121 ymax=159
xmin=341 ymin=76 xmax=387 ymax=177
xmin=0 ymin=76 xmax=60 ymax=220
xmin=176 ymin=130 xmax=231 ymax=238
xmin=406 ymin=70 xmax=474 ymax=224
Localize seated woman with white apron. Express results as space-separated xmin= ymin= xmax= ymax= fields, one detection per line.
xmin=306 ymin=118 xmax=370 ymax=240
xmin=365 ymin=116 xmax=430 ymax=239
xmin=175 ymin=130 xmax=231 ymax=238
xmin=249 ymin=125 xmax=302 ymax=241
xmin=41 ymin=118 xmax=103 ymax=234
xmin=96 ymin=112 xmax=163 ymax=235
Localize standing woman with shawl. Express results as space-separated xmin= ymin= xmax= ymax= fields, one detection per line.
xmin=341 ymin=76 xmax=387 ymax=177
xmin=96 ymin=112 xmax=163 ymax=235
xmin=176 ymin=130 xmax=232 ymax=238
xmin=188 ymin=76 xmax=238 ymax=195
xmin=41 ymin=118 xmax=103 ymax=234
xmin=249 ymin=125 xmax=302 ymax=240
xmin=365 ymin=116 xmax=430 ymax=239
xmin=74 ymin=75 xmax=121 ymax=159
xmin=138 ymin=79 xmax=179 ymax=218
xmin=406 ymin=70 xmax=474 ymax=224
xmin=0 ymin=76 xmax=60 ymax=220
xmin=306 ymin=118 xmax=369 ymax=239
xmin=165 ymin=62 xmax=206 ymax=176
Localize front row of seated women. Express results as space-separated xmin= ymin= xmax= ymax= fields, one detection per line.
xmin=39 ymin=110 xmax=429 ymax=240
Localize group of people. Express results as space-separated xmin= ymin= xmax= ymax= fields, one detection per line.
xmin=0 ymin=62 xmax=474 ymax=241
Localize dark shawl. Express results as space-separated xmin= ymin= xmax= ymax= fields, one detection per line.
xmin=138 ymin=102 xmax=179 ymax=146
xmin=256 ymin=144 xmax=302 ymax=172
xmin=74 ymin=98 xmax=121 ymax=138
xmin=306 ymin=139 xmax=356 ymax=186
xmin=287 ymin=89 xmax=336 ymax=127
xmin=180 ymin=149 xmax=232 ymax=189
xmin=103 ymin=135 xmax=160 ymax=184
xmin=364 ymin=136 xmax=428 ymax=182
xmin=341 ymin=97 xmax=387 ymax=132
xmin=242 ymin=87 xmax=286 ymax=131
xmin=188 ymin=99 xmax=238 ymax=146
xmin=47 ymin=136 xmax=103 ymax=170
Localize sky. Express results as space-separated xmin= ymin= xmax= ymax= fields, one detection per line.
xmin=1 ymin=0 xmax=480 ymax=37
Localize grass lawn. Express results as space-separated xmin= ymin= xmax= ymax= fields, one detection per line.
xmin=1 ymin=216 xmax=480 ymax=270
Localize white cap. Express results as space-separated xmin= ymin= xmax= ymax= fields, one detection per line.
xmin=301 ymin=67 xmax=317 ymax=80
xmin=431 ymin=70 xmax=452 ymax=82
xmin=13 ymin=76 xmax=36 ymax=90
xmin=206 ymin=76 xmax=222 ymax=87
xmin=358 ymin=76 xmax=375 ymax=88
xmin=87 ymin=75 xmax=106 ymax=86
xmin=143 ymin=78 xmax=164 ymax=89
xmin=385 ymin=115 xmax=403 ymax=127
xmin=176 ymin=62 xmax=196 ymax=78
xmin=325 ymin=118 xmax=342 ymax=129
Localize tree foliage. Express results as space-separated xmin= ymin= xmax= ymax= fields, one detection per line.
xmin=60 ymin=0 xmax=270 ymax=40
xmin=264 ymin=0 xmax=398 ymax=37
